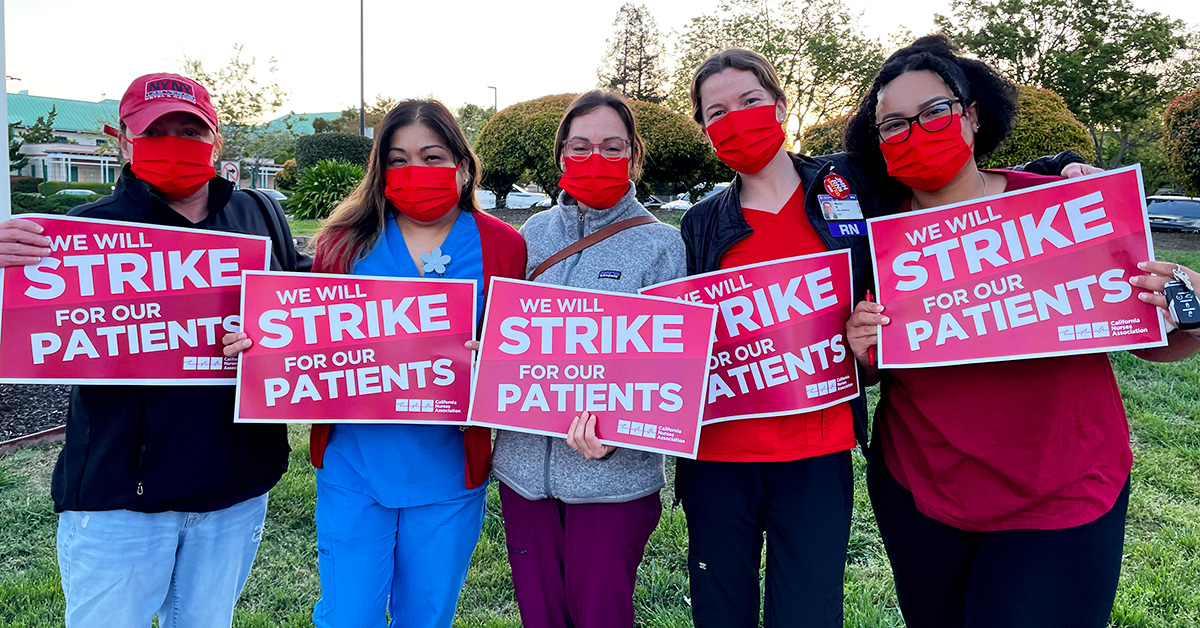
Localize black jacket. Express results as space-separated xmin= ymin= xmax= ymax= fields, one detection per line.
xmin=52 ymin=167 xmax=310 ymax=513
xmin=679 ymin=151 xmax=1085 ymax=450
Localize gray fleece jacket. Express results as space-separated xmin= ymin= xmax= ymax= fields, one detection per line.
xmin=490 ymin=183 xmax=688 ymax=503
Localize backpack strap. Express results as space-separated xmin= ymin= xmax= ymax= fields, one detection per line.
xmin=528 ymin=215 xmax=657 ymax=281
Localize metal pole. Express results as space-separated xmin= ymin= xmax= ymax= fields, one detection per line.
xmin=1 ymin=1 xmax=10 ymax=220
xmin=359 ymin=0 xmax=365 ymax=137
xmin=488 ymin=86 xmax=497 ymax=113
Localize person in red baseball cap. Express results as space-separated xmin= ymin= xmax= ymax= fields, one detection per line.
xmin=0 ymin=72 xmax=308 ymax=628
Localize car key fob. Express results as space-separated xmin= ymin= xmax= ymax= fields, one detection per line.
xmin=1165 ymin=266 xmax=1200 ymax=331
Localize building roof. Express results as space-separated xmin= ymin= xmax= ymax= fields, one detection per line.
xmin=7 ymin=91 xmax=119 ymax=134
xmin=263 ymin=111 xmax=343 ymax=135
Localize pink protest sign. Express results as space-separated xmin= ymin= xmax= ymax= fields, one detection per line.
xmin=641 ymin=251 xmax=859 ymax=424
xmin=235 ymin=271 xmax=476 ymax=424
xmin=0 ymin=214 xmax=270 ymax=384
xmin=868 ymin=166 xmax=1167 ymax=368
xmin=468 ymin=278 xmax=717 ymax=458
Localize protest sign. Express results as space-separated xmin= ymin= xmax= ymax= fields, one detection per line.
xmin=641 ymin=251 xmax=858 ymax=424
xmin=0 ymin=214 xmax=270 ymax=384
xmin=469 ymin=278 xmax=717 ymax=458
xmin=235 ymin=271 xmax=476 ymax=424
xmin=868 ymin=166 xmax=1167 ymax=368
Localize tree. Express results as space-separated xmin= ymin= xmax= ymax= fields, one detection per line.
xmin=935 ymin=0 xmax=1189 ymax=168
xmin=455 ymin=103 xmax=495 ymax=147
xmin=476 ymin=94 xmax=729 ymax=206
xmin=667 ymin=0 xmax=886 ymax=143
xmin=1163 ymin=88 xmax=1200 ymax=196
xmin=8 ymin=122 xmax=29 ymax=172
xmin=598 ymin=4 xmax=668 ymax=103
xmin=317 ymin=95 xmax=401 ymax=135
xmin=182 ymin=44 xmax=289 ymax=186
xmin=20 ymin=106 xmax=58 ymax=145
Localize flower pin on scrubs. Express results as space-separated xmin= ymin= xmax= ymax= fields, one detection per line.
xmin=421 ymin=247 xmax=451 ymax=276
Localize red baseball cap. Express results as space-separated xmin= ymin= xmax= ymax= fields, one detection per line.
xmin=118 ymin=73 xmax=219 ymax=136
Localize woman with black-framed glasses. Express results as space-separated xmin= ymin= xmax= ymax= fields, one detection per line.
xmin=843 ymin=35 xmax=1199 ymax=628
xmin=490 ymin=89 xmax=687 ymax=628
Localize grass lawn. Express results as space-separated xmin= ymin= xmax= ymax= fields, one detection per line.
xmin=2 ymin=251 xmax=1198 ymax=627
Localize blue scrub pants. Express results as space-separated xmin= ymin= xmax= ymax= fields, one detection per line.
xmin=312 ymin=475 xmax=486 ymax=628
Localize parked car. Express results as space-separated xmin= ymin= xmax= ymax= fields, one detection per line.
xmin=660 ymin=182 xmax=731 ymax=211
xmin=1146 ymin=195 xmax=1200 ymax=232
xmin=475 ymin=185 xmax=551 ymax=210
xmin=55 ymin=189 xmax=100 ymax=196
xmin=642 ymin=196 xmax=664 ymax=209
xmin=258 ymin=188 xmax=288 ymax=202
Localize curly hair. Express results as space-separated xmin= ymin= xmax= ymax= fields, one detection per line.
xmin=844 ymin=34 xmax=1018 ymax=175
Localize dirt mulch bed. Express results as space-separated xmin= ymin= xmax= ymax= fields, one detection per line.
xmin=0 ymin=384 xmax=70 ymax=442
xmin=1152 ymin=231 xmax=1200 ymax=253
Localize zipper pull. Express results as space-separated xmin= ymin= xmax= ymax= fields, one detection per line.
xmin=136 ymin=482 xmax=144 ymax=496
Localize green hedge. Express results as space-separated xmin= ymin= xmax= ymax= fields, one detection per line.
xmin=47 ymin=194 xmax=101 ymax=213
xmin=1163 ymin=89 xmax=1200 ymax=196
xmin=38 ymin=181 xmax=116 ymax=196
xmin=9 ymin=176 xmax=41 ymax=194
xmin=982 ymin=86 xmax=1097 ymax=169
xmin=11 ymin=193 xmax=54 ymax=214
xmin=295 ymin=133 xmax=373 ymax=171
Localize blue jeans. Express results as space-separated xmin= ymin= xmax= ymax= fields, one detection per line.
xmin=312 ymin=476 xmax=486 ymax=628
xmin=56 ymin=493 xmax=269 ymax=628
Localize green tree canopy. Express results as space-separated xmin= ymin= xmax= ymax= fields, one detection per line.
xmin=20 ymin=106 xmax=58 ymax=145
xmin=935 ymin=0 xmax=1189 ymax=168
xmin=454 ymin=103 xmax=495 ymax=147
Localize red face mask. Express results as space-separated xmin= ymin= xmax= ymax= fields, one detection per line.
xmin=558 ymin=155 xmax=630 ymax=209
xmin=129 ymin=136 xmax=215 ymax=200
xmin=385 ymin=165 xmax=461 ymax=222
xmin=878 ymin=113 xmax=974 ymax=191
xmin=705 ymin=104 xmax=786 ymax=174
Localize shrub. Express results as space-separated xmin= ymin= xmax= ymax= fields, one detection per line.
xmin=1163 ymin=89 xmax=1200 ymax=196
xmin=982 ymin=86 xmax=1096 ymax=169
xmin=10 ymin=176 xmax=41 ymax=194
xmin=11 ymin=192 xmax=54 ymax=214
xmin=476 ymin=93 xmax=728 ymax=205
xmin=799 ymin=115 xmax=851 ymax=157
xmin=38 ymin=181 xmax=116 ymax=196
xmin=46 ymin=194 xmax=101 ymax=213
xmin=275 ymin=158 xmax=298 ymax=191
xmin=295 ymin=133 xmax=373 ymax=171
xmin=287 ymin=159 xmax=364 ymax=220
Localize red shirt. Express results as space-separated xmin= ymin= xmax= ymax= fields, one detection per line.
xmin=697 ymin=184 xmax=857 ymax=462
xmin=879 ymin=171 xmax=1132 ymax=531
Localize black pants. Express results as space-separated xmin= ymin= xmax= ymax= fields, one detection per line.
xmin=867 ymin=452 xmax=1129 ymax=628
xmin=676 ymin=451 xmax=853 ymax=628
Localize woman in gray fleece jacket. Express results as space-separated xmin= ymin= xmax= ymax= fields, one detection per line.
xmin=490 ymin=90 xmax=687 ymax=628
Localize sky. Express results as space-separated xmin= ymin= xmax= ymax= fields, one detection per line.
xmin=4 ymin=0 xmax=1198 ymax=120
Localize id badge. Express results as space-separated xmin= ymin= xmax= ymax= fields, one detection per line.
xmin=818 ymin=194 xmax=864 ymax=220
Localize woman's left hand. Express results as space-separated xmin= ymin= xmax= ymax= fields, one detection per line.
xmin=1130 ymin=261 xmax=1200 ymax=334
xmin=1062 ymin=163 xmax=1104 ymax=179
xmin=565 ymin=411 xmax=616 ymax=460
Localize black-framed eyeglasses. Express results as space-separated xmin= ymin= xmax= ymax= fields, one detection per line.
xmin=873 ymin=99 xmax=962 ymax=144
xmin=562 ymin=138 xmax=631 ymax=161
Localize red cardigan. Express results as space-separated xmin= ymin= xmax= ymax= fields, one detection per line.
xmin=308 ymin=210 xmax=527 ymax=489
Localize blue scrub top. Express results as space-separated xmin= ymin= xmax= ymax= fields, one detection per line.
xmin=319 ymin=210 xmax=486 ymax=508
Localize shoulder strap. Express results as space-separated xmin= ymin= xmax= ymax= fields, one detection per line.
xmin=246 ymin=189 xmax=295 ymax=272
xmin=528 ymin=215 xmax=657 ymax=281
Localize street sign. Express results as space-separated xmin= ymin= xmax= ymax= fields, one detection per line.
xmin=220 ymin=161 xmax=241 ymax=183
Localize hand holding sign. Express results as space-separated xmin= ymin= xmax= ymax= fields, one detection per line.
xmin=867 ymin=166 xmax=1167 ymax=368
xmin=0 ymin=218 xmax=52 ymax=267
xmin=470 ymin=278 xmax=717 ymax=458
xmin=235 ymin=271 xmax=477 ymax=424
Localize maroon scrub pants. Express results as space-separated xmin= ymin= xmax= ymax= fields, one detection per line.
xmin=498 ymin=482 xmax=662 ymax=628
